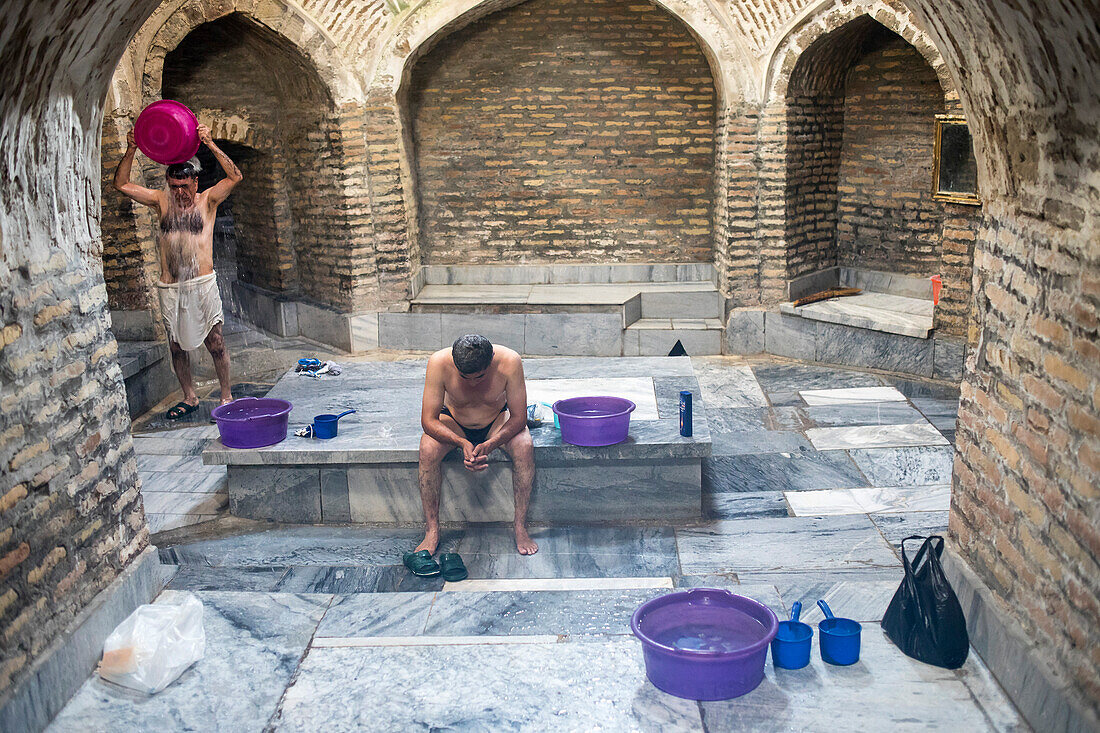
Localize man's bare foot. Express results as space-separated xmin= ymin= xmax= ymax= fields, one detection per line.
xmin=415 ymin=528 xmax=439 ymax=555
xmin=515 ymin=525 xmax=539 ymax=555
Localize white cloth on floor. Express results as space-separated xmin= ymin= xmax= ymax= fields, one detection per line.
xmin=157 ymin=272 xmax=224 ymax=351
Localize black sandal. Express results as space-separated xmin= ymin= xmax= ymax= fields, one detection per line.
xmin=165 ymin=401 xmax=199 ymax=420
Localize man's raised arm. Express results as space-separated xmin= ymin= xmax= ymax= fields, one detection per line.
xmin=198 ymin=124 xmax=243 ymax=207
xmin=112 ymin=130 xmax=161 ymax=208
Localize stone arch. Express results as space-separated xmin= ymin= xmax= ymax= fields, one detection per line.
xmin=359 ymin=0 xmax=749 ymax=300
xmin=763 ymin=0 xmax=958 ymax=106
xmin=140 ymin=0 xmax=361 ymax=107
xmin=371 ymin=0 xmax=753 ymax=105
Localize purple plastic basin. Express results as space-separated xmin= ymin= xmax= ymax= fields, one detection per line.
xmin=552 ymin=396 xmax=635 ymax=447
xmin=211 ymin=397 xmax=292 ymax=449
xmin=632 ymin=589 xmax=779 ymax=700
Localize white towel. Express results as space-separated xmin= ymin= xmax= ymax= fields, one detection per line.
xmin=157 ymin=273 xmax=224 ymax=351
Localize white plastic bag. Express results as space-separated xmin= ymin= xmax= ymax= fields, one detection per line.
xmin=97 ymin=591 xmax=205 ymax=693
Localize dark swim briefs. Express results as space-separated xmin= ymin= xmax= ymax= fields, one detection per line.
xmin=440 ymin=404 xmax=507 ymax=445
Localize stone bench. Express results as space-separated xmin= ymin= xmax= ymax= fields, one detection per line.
xmin=202 ymin=357 xmax=710 ymax=524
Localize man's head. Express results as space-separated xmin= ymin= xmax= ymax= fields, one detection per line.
xmin=452 ymin=334 xmax=493 ymax=380
xmin=165 ymin=161 xmax=199 ymax=208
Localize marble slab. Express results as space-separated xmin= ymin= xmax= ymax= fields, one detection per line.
xmin=454 ymin=526 xmax=681 ymax=579
xmin=139 ymin=469 xmax=226 ymax=493
xmin=141 ymin=491 xmax=226 ymax=515
xmin=420 ymin=588 xmax=669 ymax=637
xmin=704 ymin=451 xmax=869 ymax=493
xmin=785 ymin=485 xmax=951 ymax=516
xmin=806 ymin=422 xmax=949 ymax=450
xmin=525 ymin=356 xmax=694 ymax=379
xmin=705 ymin=491 xmax=791 ymax=519
xmin=525 ymin=377 xmax=659 ymax=420
xmin=165 ymin=565 xmax=289 ymax=592
xmin=699 ymin=629 xmax=1006 ymax=732
xmin=46 ymin=591 xmax=330 ymax=733
xmin=773 ymin=576 xmax=901 ymax=623
xmin=710 ymin=430 xmax=812 ymax=456
xmin=799 ymin=386 xmax=907 ymax=405
xmin=274 ymin=565 xmax=444 ymax=594
xmin=751 ymin=363 xmax=884 ymax=394
xmin=803 ymin=402 xmax=925 ymax=427
xmin=870 ymin=511 xmax=951 ymax=552
xmin=315 ymin=593 xmax=435 ymax=638
xmin=677 ymin=515 xmax=900 ymax=575
xmin=848 ymin=445 xmax=956 ymax=486
xmin=159 ymin=526 xmax=461 ymax=568
xmin=781 ymin=293 xmax=933 ymax=338
xmin=442 ymin=577 xmax=673 ymax=592
xmin=146 ymin=513 xmax=219 ymax=534
xmin=135 ymin=454 xmax=227 ymax=473
xmin=272 ymin=639 xmax=703 ymax=731
xmin=691 ymin=359 xmax=768 ymax=407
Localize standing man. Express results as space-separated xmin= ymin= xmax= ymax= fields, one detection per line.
xmin=416 ymin=335 xmax=538 ymax=556
xmin=113 ymin=123 xmax=242 ymax=419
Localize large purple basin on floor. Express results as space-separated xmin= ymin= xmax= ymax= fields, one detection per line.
xmin=632 ymin=589 xmax=779 ymax=700
xmin=552 ymin=396 xmax=635 ymax=446
xmin=211 ymin=397 xmax=292 ymax=449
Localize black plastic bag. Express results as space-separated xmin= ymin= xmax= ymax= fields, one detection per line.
xmin=881 ymin=535 xmax=969 ymax=669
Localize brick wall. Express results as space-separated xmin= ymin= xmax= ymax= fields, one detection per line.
xmin=835 ymin=37 xmax=945 ymax=274
xmin=0 ymin=0 xmax=158 ymax=698
xmin=408 ymin=0 xmax=716 ymax=265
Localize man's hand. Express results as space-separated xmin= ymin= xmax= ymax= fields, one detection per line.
xmin=126 ymin=129 xmax=136 ymax=151
xmin=463 ymin=441 xmax=489 ymax=472
xmin=197 ymin=123 xmax=213 ymax=146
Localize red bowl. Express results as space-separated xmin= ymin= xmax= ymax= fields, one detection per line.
xmin=134 ymin=100 xmax=199 ymax=165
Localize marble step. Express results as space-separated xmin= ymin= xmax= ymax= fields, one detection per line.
xmin=624 ymin=319 xmax=723 ymax=356
xmin=410 ymin=281 xmax=722 ymax=319
xmin=779 ymin=292 xmax=933 ymax=338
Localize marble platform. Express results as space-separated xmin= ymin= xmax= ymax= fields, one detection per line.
xmin=202 ymin=357 xmax=710 ymax=524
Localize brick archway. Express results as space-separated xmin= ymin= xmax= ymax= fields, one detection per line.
xmin=763 ymin=0 xmax=958 ymax=106
xmin=360 ymin=0 xmax=748 ymax=302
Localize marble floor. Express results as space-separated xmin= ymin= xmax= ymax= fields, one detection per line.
xmin=68 ymin=355 xmax=1030 ymax=731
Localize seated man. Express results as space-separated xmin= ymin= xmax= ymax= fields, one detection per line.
xmin=417 ymin=334 xmax=538 ymax=555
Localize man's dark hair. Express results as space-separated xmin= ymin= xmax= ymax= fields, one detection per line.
xmin=452 ymin=334 xmax=493 ymax=374
xmin=165 ymin=162 xmax=198 ymax=180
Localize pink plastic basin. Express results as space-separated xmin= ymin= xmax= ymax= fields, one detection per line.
xmin=134 ymin=100 xmax=200 ymax=165
xmin=552 ymin=396 xmax=635 ymax=446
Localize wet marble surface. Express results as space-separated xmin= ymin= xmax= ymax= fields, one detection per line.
xmin=273 ymin=639 xmax=704 ymax=731
xmin=704 ymin=451 xmax=869 ymax=493
xmin=46 ymin=592 xmax=330 ymax=733
xmin=315 ymin=593 xmax=435 ymax=638
xmin=676 ymin=515 xmax=900 ymax=575
xmin=849 ymin=445 xmax=956 ymax=486
xmin=705 ymin=491 xmax=790 ymax=519
xmin=806 ymin=422 xmax=948 ymax=451
xmin=802 ymin=402 xmax=925 ymax=427
xmin=699 ymin=629 xmax=1010 ymax=732
xmin=870 ymin=511 xmax=951 ymax=552
xmin=751 ymin=363 xmax=883 ymax=394
xmin=799 ymin=386 xmax=908 ymax=405
xmin=785 ymin=485 xmax=951 ymax=516
xmin=692 ymin=359 xmax=768 ymax=407
xmin=419 ymin=588 xmax=668 ymax=637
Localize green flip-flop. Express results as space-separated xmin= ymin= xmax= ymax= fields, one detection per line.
xmin=438 ymin=553 xmax=468 ymax=582
xmin=402 ymin=549 xmax=441 ymax=578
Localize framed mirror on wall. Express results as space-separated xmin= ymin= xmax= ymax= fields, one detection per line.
xmin=932 ymin=115 xmax=980 ymax=205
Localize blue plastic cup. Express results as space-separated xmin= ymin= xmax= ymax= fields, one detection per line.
xmin=770 ymin=601 xmax=813 ymax=669
xmin=817 ymin=600 xmax=861 ymax=665
xmin=311 ymin=409 xmax=355 ymax=439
